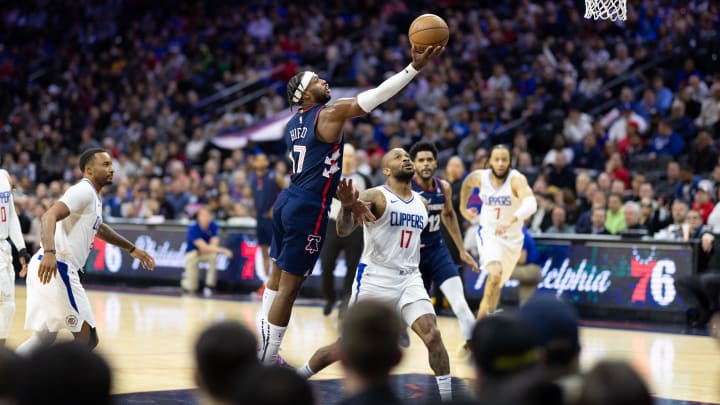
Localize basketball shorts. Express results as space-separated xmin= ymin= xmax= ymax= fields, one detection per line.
xmin=476 ymin=229 xmax=524 ymax=284
xmin=25 ymin=252 xmax=95 ymax=333
xmin=0 ymin=241 xmax=15 ymax=339
xmin=419 ymin=242 xmax=460 ymax=290
xmin=256 ymin=217 xmax=274 ymax=246
xmin=349 ymin=263 xmax=435 ymax=328
xmin=270 ymin=186 xmax=330 ymax=276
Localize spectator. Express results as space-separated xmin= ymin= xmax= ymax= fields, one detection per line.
xmin=654 ymin=160 xmax=682 ymax=201
xmin=605 ymin=193 xmax=627 ymax=235
xmin=20 ymin=342 xmax=111 ymax=405
xmin=182 ymin=206 xmax=234 ymax=295
xmin=623 ymin=201 xmax=646 ymax=231
xmin=654 ymin=199 xmax=690 ymax=239
xmin=687 ymin=209 xmax=708 ymax=239
xmin=546 ymin=153 xmax=576 ymax=191
xmin=546 ymin=206 xmax=574 ymax=234
xmin=575 ymin=191 xmax=607 ymax=234
xmin=688 ymin=130 xmax=719 ymax=174
xmin=542 ymin=135 xmax=574 ymax=168
xmin=695 ymin=82 xmax=720 ymax=132
xmin=530 ymin=194 xmax=555 ymax=234
xmin=692 ymin=180 xmax=715 ymax=223
xmin=588 ymin=207 xmax=609 ymax=235
xmin=572 ymin=133 xmax=604 ymax=173
xmin=608 ymin=103 xmax=648 ymax=143
xmin=579 ymin=361 xmax=653 ymax=405
xmin=336 ymin=300 xmax=403 ymax=405
xmin=0 ymin=346 xmax=24 ymax=402
xmin=469 ymin=315 xmax=540 ymax=401
xmin=563 ymin=108 xmax=593 ymax=146
xmin=648 ymin=120 xmax=686 ymax=158
xmin=194 ymin=321 xmax=260 ymax=405
xmin=238 ymin=366 xmax=314 ymax=405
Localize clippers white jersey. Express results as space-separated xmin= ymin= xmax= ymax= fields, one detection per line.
xmin=361 ymin=186 xmax=428 ymax=272
xmin=478 ymin=169 xmax=522 ymax=239
xmin=50 ymin=179 xmax=103 ymax=269
xmin=0 ymin=169 xmax=25 ymax=249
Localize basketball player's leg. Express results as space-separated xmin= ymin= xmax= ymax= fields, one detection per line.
xmin=402 ymin=277 xmax=452 ymax=401
xmin=477 ymin=261 xmax=503 ymax=320
xmin=298 ymin=339 xmax=341 ymax=378
xmin=0 ymin=260 xmax=15 ymax=346
xmin=72 ymin=321 xmax=99 ymax=349
xmin=320 ymin=220 xmax=341 ymax=315
xmin=427 ymin=247 xmax=475 ymax=344
xmin=339 ymin=227 xmax=364 ymax=315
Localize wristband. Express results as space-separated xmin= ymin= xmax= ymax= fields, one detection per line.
xmin=44 ymin=249 xmax=56 ymax=255
xmin=128 ymin=246 xmax=136 ymax=254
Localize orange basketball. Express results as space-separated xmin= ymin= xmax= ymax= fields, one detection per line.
xmin=408 ymin=14 xmax=449 ymax=52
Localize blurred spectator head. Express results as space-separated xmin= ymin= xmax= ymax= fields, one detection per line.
xmin=671 ymin=199 xmax=689 ymax=224
xmin=667 ymin=161 xmax=680 ymax=181
xmin=591 ymin=207 xmax=607 ymax=230
xmin=0 ymin=346 xmax=24 ymax=402
xmin=21 ymin=342 xmax=111 ymax=405
xmin=695 ymin=180 xmax=714 ymax=204
xmin=340 ymin=300 xmax=402 ymax=382
xmin=196 ymin=206 xmax=215 ymax=228
xmin=597 ymin=172 xmax=611 ymax=193
xmin=610 ymin=179 xmax=626 ymax=195
xmin=551 ymin=205 xmax=567 ymax=228
xmin=470 ymin=314 xmax=539 ymax=385
xmin=342 ymin=144 xmax=357 ymax=174
xmin=607 ymin=193 xmax=623 ymax=213
xmin=578 ymin=361 xmax=652 ymax=405
xmin=252 ymin=152 xmax=270 ymax=173
xmin=686 ymin=209 xmax=703 ymax=234
xmin=576 ymin=172 xmax=591 ymax=195
xmin=519 ymin=294 xmax=580 ymax=372
xmin=195 ymin=321 xmax=259 ymax=403
xmin=623 ymin=201 xmax=641 ymax=227
xmin=445 ymin=156 xmax=466 ymax=181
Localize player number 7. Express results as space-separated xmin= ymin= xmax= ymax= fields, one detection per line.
xmin=495 ymin=207 xmax=501 ymax=220
xmin=400 ymin=230 xmax=412 ymax=248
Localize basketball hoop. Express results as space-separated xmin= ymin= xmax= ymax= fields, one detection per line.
xmin=584 ymin=0 xmax=627 ymax=21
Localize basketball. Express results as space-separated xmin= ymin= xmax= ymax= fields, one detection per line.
xmin=408 ymin=14 xmax=449 ymax=52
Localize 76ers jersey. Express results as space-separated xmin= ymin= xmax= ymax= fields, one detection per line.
xmin=361 ymin=186 xmax=428 ymax=272
xmin=478 ymin=169 xmax=522 ymax=238
xmin=52 ymin=179 xmax=103 ymax=269
xmin=411 ymin=177 xmax=444 ymax=247
xmin=285 ymin=105 xmax=343 ymax=197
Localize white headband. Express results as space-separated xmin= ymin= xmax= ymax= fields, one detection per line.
xmin=292 ymin=71 xmax=316 ymax=104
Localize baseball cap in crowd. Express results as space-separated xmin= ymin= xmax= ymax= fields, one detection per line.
xmin=518 ymin=294 xmax=580 ymax=366
xmin=471 ymin=314 xmax=540 ymax=378
xmin=697 ymin=180 xmax=713 ymax=194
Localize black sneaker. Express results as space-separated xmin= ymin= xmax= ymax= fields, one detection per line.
xmin=323 ymin=301 xmax=334 ymax=316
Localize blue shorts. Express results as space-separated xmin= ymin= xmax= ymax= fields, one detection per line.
xmin=419 ymin=242 xmax=460 ymax=289
xmin=256 ymin=217 xmax=273 ymax=246
xmin=270 ymin=186 xmax=330 ymax=276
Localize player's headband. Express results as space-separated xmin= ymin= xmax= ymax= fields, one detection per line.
xmin=292 ymin=71 xmax=316 ymax=104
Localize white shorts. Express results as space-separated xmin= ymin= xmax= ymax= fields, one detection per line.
xmin=25 ymin=252 xmax=95 ymax=333
xmin=349 ymin=263 xmax=435 ymax=328
xmin=476 ymin=230 xmax=524 ymax=284
xmin=0 ymin=241 xmax=15 ymax=339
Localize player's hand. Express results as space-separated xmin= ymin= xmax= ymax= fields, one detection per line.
xmin=38 ymin=253 xmax=58 ymax=284
xmin=19 ymin=256 xmax=28 ymax=278
xmin=131 ymin=248 xmax=156 ymax=271
xmin=336 ymin=178 xmax=358 ymax=207
xmin=464 ymin=207 xmax=478 ymax=221
xmin=460 ymin=250 xmax=479 ymax=273
xmin=411 ymin=45 xmax=444 ymax=70
xmin=495 ymin=219 xmax=513 ymax=236
xmin=351 ymin=199 xmax=376 ymax=225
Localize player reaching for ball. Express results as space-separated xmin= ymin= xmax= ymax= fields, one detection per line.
xmin=257 ymin=41 xmax=444 ymax=366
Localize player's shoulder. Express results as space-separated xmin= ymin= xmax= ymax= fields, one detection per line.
xmin=0 ymin=169 xmax=10 ymax=184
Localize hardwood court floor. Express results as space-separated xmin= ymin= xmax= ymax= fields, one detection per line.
xmin=6 ymin=286 xmax=720 ymax=404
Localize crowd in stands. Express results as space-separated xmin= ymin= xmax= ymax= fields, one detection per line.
xmin=1 ymin=0 xmax=718 ymax=256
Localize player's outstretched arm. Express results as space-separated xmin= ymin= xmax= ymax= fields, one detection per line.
xmin=316 ymin=45 xmax=443 ymax=143
xmin=440 ymin=180 xmax=479 ymax=272
xmin=96 ymin=224 xmax=156 ymax=270
xmin=459 ymin=171 xmax=483 ymax=222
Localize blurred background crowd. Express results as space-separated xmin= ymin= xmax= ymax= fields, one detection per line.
xmin=0 ymin=0 xmax=718 ymax=255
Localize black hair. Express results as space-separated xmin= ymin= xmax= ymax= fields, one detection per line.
xmin=409 ymin=141 xmax=438 ymax=161
xmin=79 ymin=148 xmax=107 ymax=172
xmin=238 ymin=366 xmax=314 ymax=405
xmin=286 ymin=72 xmax=306 ymax=107
xmin=195 ymin=321 xmax=259 ymax=401
xmin=490 ymin=143 xmax=512 ymax=157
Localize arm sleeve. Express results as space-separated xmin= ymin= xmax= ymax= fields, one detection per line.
xmin=514 ymin=196 xmax=538 ymax=222
xmin=356 ymin=64 xmax=419 ymax=113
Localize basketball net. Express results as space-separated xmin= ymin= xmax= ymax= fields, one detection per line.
xmin=584 ymin=0 xmax=627 ymax=21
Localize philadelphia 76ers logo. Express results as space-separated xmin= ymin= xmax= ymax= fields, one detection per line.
xmin=305 ymin=234 xmax=322 ymax=254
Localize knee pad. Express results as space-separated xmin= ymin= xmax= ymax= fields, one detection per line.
xmin=88 ymin=327 xmax=99 ymax=350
